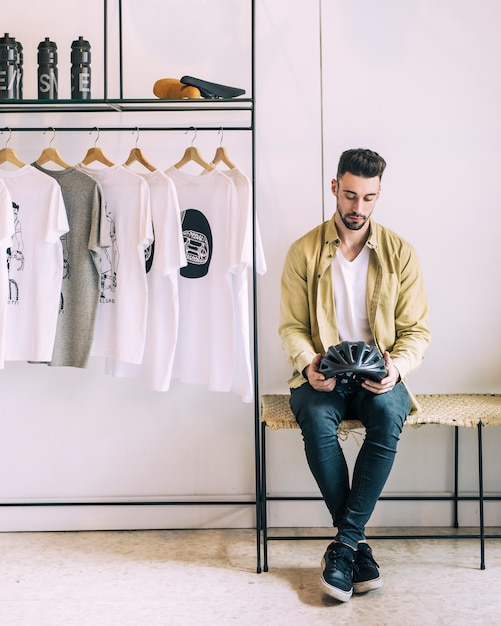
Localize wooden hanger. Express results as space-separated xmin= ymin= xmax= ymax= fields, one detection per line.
xmin=211 ymin=129 xmax=236 ymax=169
xmin=211 ymin=146 xmax=236 ymax=169
xmin=174 ymin=128 xmax=214 ymax=172
xmin=124 ymin=128 xmax=156 ymax=172
xmin=174 ymin=146 xmax=214 ymax=172
xmin=36 ymin=128 xmax=71 ymax=169
xmin=0 ymin=129 xmax=26 ymax=168
xmin=81 ymin=146 xmax=114 ymax=167
xmin=81 ymin=128 xmax=114 ymax=167
xmin=125 ymin=147 xmax=156 ymax=172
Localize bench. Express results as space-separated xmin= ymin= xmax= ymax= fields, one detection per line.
xmin=260 ymin=393 xmax=501 ymax=571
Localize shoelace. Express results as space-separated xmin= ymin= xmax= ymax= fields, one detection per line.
xmin=357 ymin=549 xmax=379 ymax=568
xmin=326 ymin=548 xmax=353 ymax=576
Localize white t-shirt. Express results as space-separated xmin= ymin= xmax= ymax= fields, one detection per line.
xmin=331 ymin=245 xmax=373 ymax=345
xmin=219 ymin=167 xmax=267 ymax=402
xmin=105 ymin=170 xmax=186 ymax=390
xmin=78 ymin=164 xmax=153 ymax=364
xmin=0 ymin=179 xmax=14 ymax=368
xmin=0 ymin=165 xmax=69 ymax=361
xmin=166 ymin=166 xmax=249 ymax=397
xmin=220 ymin=167 xmax=266 ymax=275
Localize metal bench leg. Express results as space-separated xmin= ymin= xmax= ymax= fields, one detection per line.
xmin=453 ymin=427 xmax=459 ymax=528
xmin=261 ymin=421 xmax=269 ymax=572
xmin=255 ymin=411 xmax=262 ymax=574
xmin=478 ymin=422 xmax=485 ymax=570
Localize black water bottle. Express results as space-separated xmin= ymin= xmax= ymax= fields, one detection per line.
xmin=16 ymin=40 xmax=23 ymax=99
xmin=71 ymin=36 xmax=91 ymax=100
xmin=37 ymin=37 xmax=58 ymax=100
xmin=0 ymin=33 xmax=19 ymax=100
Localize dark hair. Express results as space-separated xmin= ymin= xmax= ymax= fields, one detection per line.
xmin=336 ymin=148 xmax=386 ymax=180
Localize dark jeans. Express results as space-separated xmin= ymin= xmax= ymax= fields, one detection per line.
xmin=290 ymin=381 xmax=411 ymax=550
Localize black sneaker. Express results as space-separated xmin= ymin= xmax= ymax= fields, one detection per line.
xmin=353 ymin=542 xmax=382 ymax=593
xmin=320 ymin=542 xmax=355 ymax=602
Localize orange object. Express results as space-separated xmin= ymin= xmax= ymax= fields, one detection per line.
xmin=153 ymin=78 xmax=201 ymax=99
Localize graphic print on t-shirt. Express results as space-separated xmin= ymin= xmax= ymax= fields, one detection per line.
xmin=58 ymin=232 xmax=70 ymax=315
xmin=7 ymin=201 xmax=24 ymax=304
xmin=61 ymin=232 xmax=70 ymax=280
xmin=180 ymin=208 xmax=212 ymax=278
xmin=100 ymin=205 xmax=120 ymax=302
xmin=144 ymin=235 xmax=154 ymax=273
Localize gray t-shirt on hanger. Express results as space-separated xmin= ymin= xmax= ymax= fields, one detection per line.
xmin=32 ymin=164 xmax=111 ymax=367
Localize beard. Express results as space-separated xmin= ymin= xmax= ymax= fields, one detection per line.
xmin=338 ymin=209 xmax=370 ymax=231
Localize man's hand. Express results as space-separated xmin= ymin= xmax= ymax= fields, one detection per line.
xmin=304 ymin=353 xmax=337 ymax=392
xmin=361 ymin=351 xmax=400 ymax=394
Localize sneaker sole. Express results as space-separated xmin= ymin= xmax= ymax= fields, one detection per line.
xmin=320 ymin=557 xmax=353 ymax=602
xmin=353 ymin=575 xmax=383 ymax=594
xmin=320 ymin=575 xmax=353 ymax=602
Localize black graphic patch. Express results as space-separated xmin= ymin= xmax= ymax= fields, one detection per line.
xmin=7 ymin=201 xmax=25 ymax=304
xmin=145 ymin=240 xmax=154 ymax=273
xmin=180 ymin=209 xmax=212 ymax=278
xmin=100 ymin=205 xmax=119 ymax=302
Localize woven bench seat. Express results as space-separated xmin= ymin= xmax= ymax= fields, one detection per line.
xmin=261 ymin=393 xmax=501 ymax=430
xmin=259 ymin=392 xmax=501 ymax=571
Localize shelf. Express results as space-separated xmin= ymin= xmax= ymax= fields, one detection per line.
xmin=0 ymin=98 xmax=253 ymax=114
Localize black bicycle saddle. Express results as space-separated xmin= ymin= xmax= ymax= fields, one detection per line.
xmin=180 ymin=76 xmax=246 ymax=99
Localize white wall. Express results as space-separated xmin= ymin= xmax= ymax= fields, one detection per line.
xmin=0 ymin=0 xmax=500 ymax=532
xmin=259 ymin=0 xmax=501 ymax=529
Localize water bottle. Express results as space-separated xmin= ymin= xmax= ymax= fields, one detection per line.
xmin=0 ymin=33 xmax=19 ymax=100
xmin=71 ymin=36 xmax=91 ymax=100
xmin=37 ymin=37 xmax=58 ymax=100
xmin=16 ymin=40 xmax=23 ymax=99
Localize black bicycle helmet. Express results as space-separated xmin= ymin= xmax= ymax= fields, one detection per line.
xmin=319 ymin=341 xmax=386 ymax=390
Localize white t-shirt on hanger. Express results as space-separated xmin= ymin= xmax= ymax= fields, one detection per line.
xmin=78 ymin=164 xmax=153 ymax=365
xmin=0 ymin=165 xmax=69 ymax=362
xmin=105 ymin=169 xmax=187 ymax=390
xmin=0 ymin=179 xmax=14 ymax=368
xmin=166 ymin=166 xmax=252 ymax=399
xmin=217 ymin=166 xmax=267 ymax=402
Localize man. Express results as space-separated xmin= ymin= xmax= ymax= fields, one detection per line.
xmin=278 ymin=148 xmax=430 ymax=602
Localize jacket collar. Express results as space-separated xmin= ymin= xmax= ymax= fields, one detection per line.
xmin=326 ymin=214 xmax=379 ymax=252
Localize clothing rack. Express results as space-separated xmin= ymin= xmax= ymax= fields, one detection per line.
xmin=0 ymin=124 xmax=262 ymax=573
xmin=1 ymin=0 xmax=262 ymax=574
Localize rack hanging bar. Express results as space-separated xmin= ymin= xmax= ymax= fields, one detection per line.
xmin=1 ymin=126 xmax=252 ymax=133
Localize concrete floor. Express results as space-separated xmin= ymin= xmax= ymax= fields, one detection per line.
xmin=0 ymin=528 xmax=500 ymax=625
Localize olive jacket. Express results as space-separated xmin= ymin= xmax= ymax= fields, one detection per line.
xmin=278 ymin=216 xmax=431 ymax=414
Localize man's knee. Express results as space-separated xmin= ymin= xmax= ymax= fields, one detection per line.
xmin=366 ymin=412 xmax=405 ymax=448
xmin=358 ymin=392 xmax=408 ymax=448
xmin=290 ymin=387 xmax=344 ymax=440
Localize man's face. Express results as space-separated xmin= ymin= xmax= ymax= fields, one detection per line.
xmin=332 ymin=173 xmax=381 ymax=231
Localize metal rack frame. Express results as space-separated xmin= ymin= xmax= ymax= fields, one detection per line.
xmin=0 ymin=0 xmax=263 ymax=574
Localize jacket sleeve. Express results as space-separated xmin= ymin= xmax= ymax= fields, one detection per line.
xmin=386 ymin=245 xmax=431 ymax=381
xmin=278 ymin=242 xmax=317 ymax=382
